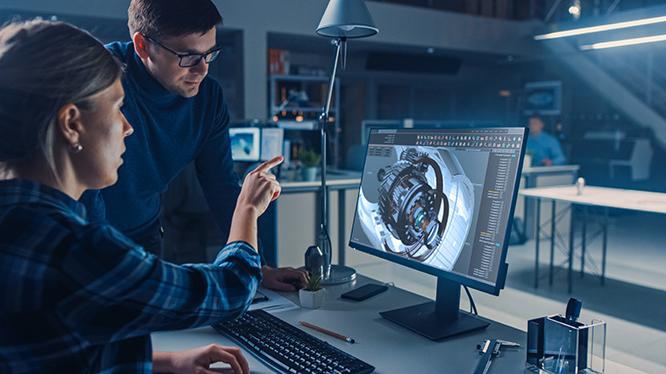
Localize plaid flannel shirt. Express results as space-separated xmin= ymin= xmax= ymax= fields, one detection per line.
xmin=0 ymin=179 xmax=262 ymax=373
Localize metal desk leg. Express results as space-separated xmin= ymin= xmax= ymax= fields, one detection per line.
xmin=534 ymin=198 xmax=541 ymax=289
xmin=581 ymin=206 xmax=587 ymax=278
xmin=568 ymin=205 xmax=575 ymax=294
xmin=338 ymin=189 xmax=346 ymax=266
xmin=549 ymin=200 xmax=556 ymax=286
xmin=602 ymin=207 xmax=609 ymax=285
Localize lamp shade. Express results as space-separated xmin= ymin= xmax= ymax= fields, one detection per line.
xmin=316 ymin=0 xmax=378 ymax=39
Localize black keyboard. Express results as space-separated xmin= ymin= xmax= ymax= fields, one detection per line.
xmin=214 ymin=309 xmax=375 ymax=374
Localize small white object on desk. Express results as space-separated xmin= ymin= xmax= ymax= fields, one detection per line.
xmin=576 ymin=177 xmax=586 ymax=195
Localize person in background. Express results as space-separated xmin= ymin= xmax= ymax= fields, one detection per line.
xmin=0 ymin=20 xmax=281 ymax=373
xmin=527 ymin=115 xmax=567 ymax=166
xmin=80 ymin=0 xmax=306 ymax=291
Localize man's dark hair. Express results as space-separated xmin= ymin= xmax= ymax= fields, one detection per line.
xmin=128 ymin=0 xmax=222 ymax=38
xmin=528 ymin=114 xmax=545 ymax=124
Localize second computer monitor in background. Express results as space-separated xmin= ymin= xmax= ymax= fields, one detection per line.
xmin=230 ymin=127 xmax=284 ymax=162
xmin=260 ymin=128 xmax=285 ymax=161
xmin=349 ymin=127 xmax=527 ymax=340
xmin=230 ymin=128 xmax=261 ymax=162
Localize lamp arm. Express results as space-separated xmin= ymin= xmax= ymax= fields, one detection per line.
xmin=321 ymin=38 xmax=343 ymax=121
xmin=318 ymin=38 xmax=343 ymax=276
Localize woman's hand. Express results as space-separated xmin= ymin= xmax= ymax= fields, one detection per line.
xmin=227 ymin=156 xmax=283 ymax=249
xmin=236 ymin=155 xmax=283 ymax=217
xmin=153 ymin=344 xmax=249 ymax=374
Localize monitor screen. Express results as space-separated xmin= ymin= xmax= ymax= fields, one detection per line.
xmin=230 ymin=128 xmax=261 ymax=162
xmin=260 ymin=128 xmax=284 ymax=161
xmin=523 ymin=81 xmax=561 ymax=116
xmin=349 ymin=127 xmax=527 ymax=294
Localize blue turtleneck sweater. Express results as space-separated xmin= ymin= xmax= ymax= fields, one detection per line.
xmin=82 ymin=42 xmax=240 ymax=240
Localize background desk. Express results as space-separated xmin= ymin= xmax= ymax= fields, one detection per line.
xmin=264 ymin=166 xmax=580 ymax=268
xmin=516 ymin=165 xmax=580 ymax=240
xmin=520 ymin=185 xmax=666 ymax=293
xmin=260 ymin=171 xmax=361 ymax=267
xmin=153 ymin=275 xmax=528 ymax=373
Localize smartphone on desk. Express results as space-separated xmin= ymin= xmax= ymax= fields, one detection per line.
xmin=340 ymin=284 xmax=388 ymax=301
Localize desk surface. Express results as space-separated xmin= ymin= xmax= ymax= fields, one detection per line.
xmin=152 ymin=274 xmax=641 ymax=373
xmin=520 ymin=185 xmax=666 ymax=214
xmin=153 ymin=276 xmax=529 ymax=373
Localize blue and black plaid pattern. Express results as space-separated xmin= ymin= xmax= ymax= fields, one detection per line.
xmin=0 ymin=179 xmax=262 ymax=373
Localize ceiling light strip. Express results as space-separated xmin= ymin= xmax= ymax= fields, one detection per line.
xmin=579 ymin=33 xmax=666 ymax=50
xmin=535 ymin=15 xmax=666 ymax=40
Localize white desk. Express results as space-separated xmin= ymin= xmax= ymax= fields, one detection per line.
xmin=521 ymin=186 xmax=666 ymax=214
xmin=153 ymin=275 xmax=530 ymax=373
xmin=520 ymin=185 xmax=666 ymax=292
xmin=152 ymin=274 xmax=639 ymax=373
xmin=518 ymin=165 xmax=580 ymax=240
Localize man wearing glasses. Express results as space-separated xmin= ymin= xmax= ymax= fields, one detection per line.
xmin=82 ymin=0 xmax=306 ymax=292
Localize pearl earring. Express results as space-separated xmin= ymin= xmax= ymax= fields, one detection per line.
xmin=71 ymin=143 xmax=83 ymax=153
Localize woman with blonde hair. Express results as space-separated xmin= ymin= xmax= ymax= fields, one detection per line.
xmin=0 ymin=20 xmax=281 ymax=373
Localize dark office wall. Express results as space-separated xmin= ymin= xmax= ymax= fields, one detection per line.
xmin=338 ymin=57 xmax=525 ymax=165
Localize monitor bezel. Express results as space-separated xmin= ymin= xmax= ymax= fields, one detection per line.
xmin=348 ymin=126 xmax=529 ymax=296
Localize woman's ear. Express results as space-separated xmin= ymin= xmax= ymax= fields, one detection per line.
xmin=55 ymin=103 xmax=84 ymax=148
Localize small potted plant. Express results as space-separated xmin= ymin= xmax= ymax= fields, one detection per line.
xmin=298 ymin=148 xmax=320 ymax=181
xmin=299 ymin=273 xmax=325 ymax=309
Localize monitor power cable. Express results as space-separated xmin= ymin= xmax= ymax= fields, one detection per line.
xmin=464 ymin=285 xmax=478 ymax=316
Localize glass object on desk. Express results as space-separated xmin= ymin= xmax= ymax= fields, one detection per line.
xmin=528 ymin=315 xmax=606 ymax=374
xmin=304 ymin=245 xmax=324 ymax=278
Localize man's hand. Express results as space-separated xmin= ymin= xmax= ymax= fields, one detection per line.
xmin=261 ymin=265 xmax=307 ymax=291
xmin=153 ymin=344 xmax=249 ymax=374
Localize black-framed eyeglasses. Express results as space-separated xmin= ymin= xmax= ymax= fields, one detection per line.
xmin=144 ymin=35 xmax=222 ymax=68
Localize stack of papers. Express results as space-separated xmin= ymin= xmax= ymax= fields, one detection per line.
xmin=249 ymin=288 xmax=299 ymax=314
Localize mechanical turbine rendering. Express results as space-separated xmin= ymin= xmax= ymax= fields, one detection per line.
xmin=357 ymin=146 xmax=475 ymax=270
xmin=377 ymin=148 xmax=447 ymax=261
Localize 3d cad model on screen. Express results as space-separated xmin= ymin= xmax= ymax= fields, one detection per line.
xmin=357 ymin=146 xmax=475 ymax=270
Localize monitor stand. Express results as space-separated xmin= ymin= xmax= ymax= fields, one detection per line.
xmin=380 ymin=276 xmax=489 ymax=340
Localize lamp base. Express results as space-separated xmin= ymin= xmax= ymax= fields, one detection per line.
xmin=321 ymin=264 xmax=357 ymax=285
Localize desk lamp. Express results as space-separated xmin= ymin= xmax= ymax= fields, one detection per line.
xmin=315 ymin=0 xmax=378 ymax=284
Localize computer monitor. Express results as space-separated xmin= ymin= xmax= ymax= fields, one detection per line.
xmin=349 ymin=127 xmax=527 ymax=340
xmin=230 ymin=127 xmax=284 ymax=162
xmin=260 ymin=128 xmax=284 ymax=161
xmin=230 ymin=127 xmax=261 ymax=162
xmin=523 ymin=81 xmax=561 ymax=116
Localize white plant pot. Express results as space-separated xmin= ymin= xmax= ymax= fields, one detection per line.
xmin=299 ymin=288 xmax=325 ymax=309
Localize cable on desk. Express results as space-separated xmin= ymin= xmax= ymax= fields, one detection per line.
xmin=464 ymin=285 xmax=478 ymax=315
